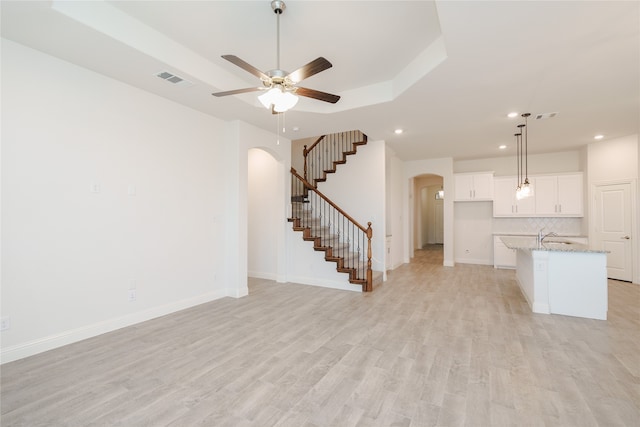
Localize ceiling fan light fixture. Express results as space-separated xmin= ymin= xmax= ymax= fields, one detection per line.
xmin=258 ymin=87 xmax=279 ymax=109
xmin=258 ymin=86 xmax=299 ymax=112
xmin=212 ymin=1 xmax=339 ymax=111
xmin=273 ymin=91 xmax=298 ymax=112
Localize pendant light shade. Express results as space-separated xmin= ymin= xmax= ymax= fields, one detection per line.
xmin=258 ymin=86 xmax=299 ymax=112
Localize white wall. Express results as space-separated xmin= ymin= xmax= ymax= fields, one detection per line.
xmin=1 ymin=39 xmax=229 ymax=362
xmin=454 ymin=150 xmax=585 ymax=176
xmin=316 ymin=140 xmax=386 ymax=273
xmin=386 ymin=147 xmax=404 ymax=271
xmin=587 ymin=135 xmax=638 ymax=183
xmin=404 ymin=158 xmax=455 ymax=266
xmin=587 ymin=134 xmax=639 ymax=284
xmin=286 ymin=139 xmax=386 ymax=290
xmin=454 ymin=202 xmax=494 ymax=265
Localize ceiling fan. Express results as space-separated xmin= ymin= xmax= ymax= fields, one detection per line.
xmin=212 ymin=0 xmax=340 ymax=113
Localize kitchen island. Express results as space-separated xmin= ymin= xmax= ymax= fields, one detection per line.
xmin=501 ymin=236 xmax=608 ymax=320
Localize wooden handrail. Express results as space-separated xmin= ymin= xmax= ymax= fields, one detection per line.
xmin=291 ymin=167 xmax=370 ymax=234
xmin=304 ymin=135 xmax=325 ymax=156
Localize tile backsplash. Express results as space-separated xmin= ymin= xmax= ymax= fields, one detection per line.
xmin=493 ymin=217 xmax=584 ymax=236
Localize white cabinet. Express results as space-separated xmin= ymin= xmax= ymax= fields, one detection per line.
xmin=493 ymin=173 xmax=583 ymax=217
xmin=454 ymin=173 xmax=493 ymax=201
xmin=493 ymin=177 xmax=535 ymax=216
xmin=534 ymin=174 xmax=583 ymax=216
xmin=493 ymin=236 xmax=516 ymax=269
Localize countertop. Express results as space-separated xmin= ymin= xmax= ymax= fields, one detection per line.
xmin=500 ymin=236 xmax=607 ymax=254
xmin=493 ymin=232 xmax=587 ymax=238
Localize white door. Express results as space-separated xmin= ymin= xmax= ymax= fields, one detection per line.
xmin=594 ymin=183 xmax=633 ymax=281
xmin=434 ymin=200 xmax=444 ymax=244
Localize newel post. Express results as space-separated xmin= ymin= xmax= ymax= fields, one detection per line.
xmin=365 ymin=222 xmax=373 ymax=292
xmin=303 ymin=145 xmax=308 ymax=182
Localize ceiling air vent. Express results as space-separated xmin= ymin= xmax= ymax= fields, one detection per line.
xmin=535 ymin=112 xmax=558 ymax=120
xmin=155 ymin=71 xmax=193 ymax=87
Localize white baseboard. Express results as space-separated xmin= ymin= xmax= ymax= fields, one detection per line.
xmin=532 ymin=302 xmax=551 ymax=314
xmin=454 ymin=257 xmax=492 ymax=266
xmin=1 ymin=290 xmax=227 ymax=364
xmin=227 ymin=286 xmax=249 ymax=298
xmin=514 ymin=276 xmax=550 ymax=315
xmin=286 ymin=275 xmax=361 ymax=292
xmin=248 ymin=271 xmax=277 ymax=281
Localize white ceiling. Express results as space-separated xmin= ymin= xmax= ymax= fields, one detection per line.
xmin=2 ymin=1 xmax=638 ymax=161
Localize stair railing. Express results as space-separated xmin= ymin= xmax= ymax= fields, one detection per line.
xmin=303 ymin=130 xmax=367 ymax=188
xmin=290 ymin=167 xmax=373 ymax=291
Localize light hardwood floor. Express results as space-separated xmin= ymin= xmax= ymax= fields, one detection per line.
xmin=2 ymin=246 xmax=639 ymax=426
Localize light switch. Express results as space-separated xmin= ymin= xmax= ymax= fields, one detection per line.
xmin=90 ymin=182 xmax=100 ymax=193
xmin=127 ymin=185 xmax=136 ymax=196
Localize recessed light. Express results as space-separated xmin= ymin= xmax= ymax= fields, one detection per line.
xmin=394 ymin=129 xmax=403 ymax=135
xmin=594 ymin=134 xmax=604 ymax=140
xmin=507 ymin=112 xmax=518 ymax=118
xmin=499 ymin=145 xmax=507 ymax=150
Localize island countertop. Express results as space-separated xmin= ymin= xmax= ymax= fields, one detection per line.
xmin=500 ymin=236 xmax=607 ymax=254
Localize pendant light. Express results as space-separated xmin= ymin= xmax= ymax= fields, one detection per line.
xmin=515 ymin=113 xmax=532 ymax=200
xmin=515 ymin=130 xmax=521 ymax=198
xmin=520 ymin=113 xmax=532 ymax=197
xmin=515 ymin=124 xmax=524 ymax=200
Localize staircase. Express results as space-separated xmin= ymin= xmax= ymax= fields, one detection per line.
xmin=289 ymin=130 xmax=378 ymax=291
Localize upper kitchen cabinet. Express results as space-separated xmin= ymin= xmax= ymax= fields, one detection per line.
xmin=534 ymin=173 xmax=583 ymax=216
xmin=492 ymin=172 xmax=584 ymax=217
xmin=454 ymin=172 xmax=494 ymax=201
xmin=493 ymin=176 xmax=535 ymax=216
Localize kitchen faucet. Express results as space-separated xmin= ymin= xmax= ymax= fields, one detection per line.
xmin=538 ymin=229 xmax=558 ymax=243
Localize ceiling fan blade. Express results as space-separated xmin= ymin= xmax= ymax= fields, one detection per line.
xmin=295 ymin=87 xmax=340 ymax=104
xmin=287 ymin=57 xmax=333 ymax=83
xmin=221 ymin=55 xmax=269 ymax=80
xmin=212 ymin=87 xmax=262 ymax=97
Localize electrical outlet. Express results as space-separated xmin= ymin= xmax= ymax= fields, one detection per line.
xmin=1 ymin=317 xmax=11 ymax=331
xmin=128 ymin=289 xmax=137 ymax=302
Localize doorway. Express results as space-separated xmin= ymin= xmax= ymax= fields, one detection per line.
xmin=593 ymin=182 xmax=635 ymax=282
xmin=415 ymin=174 xmax=444 ymax=253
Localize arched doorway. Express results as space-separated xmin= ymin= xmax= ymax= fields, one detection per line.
xmin=414 ymin=174 xmax=444 ymax=260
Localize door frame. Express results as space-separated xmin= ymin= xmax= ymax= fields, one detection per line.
xmin=590 ymin=179 xmax=638 ymax=284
